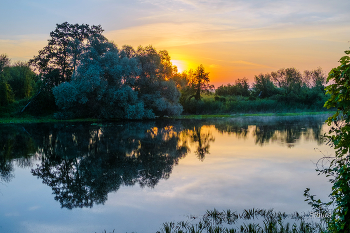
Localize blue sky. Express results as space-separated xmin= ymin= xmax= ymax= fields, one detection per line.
xmin=1 ymin=0 xmax=349 ymax=85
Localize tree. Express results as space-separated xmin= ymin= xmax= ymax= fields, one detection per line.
xmin=271 ymin=67 xmax=303 ymax=95
xmin=135 ymin=46 xmax=183 ymax=116
xmin=6 ymin=62 xmax=37 ymax=99
xmin=303 ymin=67 xmax=326 ymax=89
xmin=234 ymin=78 xmax=250 ymax=96
xmin=252 ymin=74 xmax=278 ymax=98
xmin=305 ymin=48 xmax=350 ymax=232
xmin=0 ymin=81 xmax=14 ymax=106
xmin=189 ymin=64 xmax=210 ymax=100
xmin=0 ymin=54 xmax=14 ymax=106
xmin=170 ymin=71 xmax=189 ymax=90
xmin=53 ymin=36 xmax=183 ymax=119
xmin=53 ymin=35 xmax=149 ymax=119
xmin=0 ymin=54 xmax=10 ymax=72
xmin=30 ymin=22 xmax=104 ymax=90
xmin=269 ymin=67 xmax=326 ymax=106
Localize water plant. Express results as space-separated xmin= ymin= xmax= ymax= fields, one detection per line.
xmin=157 ymin=209 xmax=325 ymax=233
xmin=304 ymin=48 xmax=350 ymax=232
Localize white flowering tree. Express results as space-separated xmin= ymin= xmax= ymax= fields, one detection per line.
xmin=135 ymin=46 xmax=183 ymax=116
xmin=53 ymin=36 xmax=182 ymax=119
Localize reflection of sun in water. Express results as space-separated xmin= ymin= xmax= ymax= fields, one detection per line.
xmin=170 ymin=60 xmax=187 ymax=73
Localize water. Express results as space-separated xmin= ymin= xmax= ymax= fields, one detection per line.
xmin=0 ymin=115 xmax=333 ymax=233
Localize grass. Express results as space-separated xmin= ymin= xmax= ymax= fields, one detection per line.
xmin=0 ymin=111 xmax=334 ymax=124
xmin=175 ymin=111 xmax=334 ymax=119
xmin=157 ymin=209 xmax=326 ymax=233
xmin=181 ymin=94 xmax=330 ymax=116
xmin=0 ymin=115 xmax=105 ymax=124
xmin=0 ymin=94 xmax=334 ymax=124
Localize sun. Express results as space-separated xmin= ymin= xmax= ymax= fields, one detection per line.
xmin=170 ymin=60 xmax=187 ymax=73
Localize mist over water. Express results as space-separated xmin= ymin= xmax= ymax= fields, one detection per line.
xmin=0 ymin=115 xmax=332 ymax=233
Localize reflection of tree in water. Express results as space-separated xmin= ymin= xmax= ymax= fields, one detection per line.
xmin=0 ymin=116 xmax=327 ymax=208
xmin=253 ymin=117 xmax=325 ymax=147
xmin=215 ymin=123 xmax=249 ymax=139
xmin=180 ymin=121 xmax=215 ymax=161
xmin=29 ymin=121 xmax=189 ymax=209
xmin=0 ymin=125 xmax=37 ymax=183
xmin=210 ymin=116 xmax=326 ymax=147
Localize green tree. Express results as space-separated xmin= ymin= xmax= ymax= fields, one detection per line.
xmin=30 ymin=22 xmax=104 ymax=90
xmin=135 ymin=46 xmax=183 ymax=116
xmin=0 ymin=54 xmax=10 ymax=72
xmin=189 ymin=64 xmax=210 ymax=101
xmin=252 ymin=73 xmax=278 ymax=98
xmin=305 ymin=48 xmax=350 ymax=232
xmin=6 ymin=62 xmax=37 ymax=99
xmin=170 ymin=71 xmax=189 ymax=90
xmin=0 ymin=81 xmax=14 ymax=106
xmin=0 ymin=54 xmax=14 ymax=106
xmin=215 ymin=78 xmax=249 ymax=97
xmin=303 ymin=67 xmax=326 ymax=89
xmin=234 ymin=78 xmax=250 ymax=96
xmin=53 ymin=35 xmax=148 ymax=119
xmin=271 ymin=67 xmax=303 ymax=95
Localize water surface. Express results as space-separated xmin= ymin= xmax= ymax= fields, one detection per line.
xmin=0 ymin=115 xmax=333 ymax=233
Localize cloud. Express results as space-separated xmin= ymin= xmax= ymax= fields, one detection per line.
xmin=28 ymin=206 xmax=40 ymax=211
xmin=5 ymin=212 xmax=20 ymax=217
xmin=105 ymin=21 xmax=350 ymax=49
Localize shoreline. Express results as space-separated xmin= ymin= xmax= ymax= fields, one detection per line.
xmin=0 ymin=111 xmax=334 ymax=124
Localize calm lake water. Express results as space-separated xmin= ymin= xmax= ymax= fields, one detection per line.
xmin=0 ymin=115 xmax=333 ymax=233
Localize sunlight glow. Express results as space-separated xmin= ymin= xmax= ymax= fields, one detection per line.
xmin=170 ymin=60 xmax=187 ymax=73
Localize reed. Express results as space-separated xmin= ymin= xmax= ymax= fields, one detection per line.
xmin=157 ymin=209 xmax=326 ymax=233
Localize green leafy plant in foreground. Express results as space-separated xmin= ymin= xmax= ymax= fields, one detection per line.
xmin=304 ymin=48 xmax=350 ymax=232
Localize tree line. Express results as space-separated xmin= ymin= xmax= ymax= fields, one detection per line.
xmin=216 ymin=67 xmax=326 ymax=106
xmin=0 ymin=55 xmax=37 ymax=106
xmin=0 ymin=22 xmax=329 ymax=118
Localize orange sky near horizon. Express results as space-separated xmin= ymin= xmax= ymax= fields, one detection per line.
xmin=1 ymin=0 xmax=349 ymax=87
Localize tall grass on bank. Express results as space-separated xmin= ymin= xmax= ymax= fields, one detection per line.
xmin=157 ymin=209 xmax=326 ymax=233
xmin=182 ymin=95 xmax=328 ymax=115
xmin=0 ymin=98 xmax=29 ymax=117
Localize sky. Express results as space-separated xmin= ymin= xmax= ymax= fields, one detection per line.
xmin=0 ymin=0 xmax=349 ymax=87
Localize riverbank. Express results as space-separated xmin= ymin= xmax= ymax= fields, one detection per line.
xmin=0 ymin=111 xmax=334 ymax=124
xmin=175 ymin=111 xmax=333 ymax=119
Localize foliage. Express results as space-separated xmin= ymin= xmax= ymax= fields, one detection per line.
xmin=213 ymin=68 xmax=326 ymax=111
xmin=252 ymin=74 xmax=279 ymax=98
xmin=157 ymin=209 xmax=325 ymax=233
xmin=0 ymin=54 xmax=14 ymax=106
xmin=0 ymin=54 xmax=10 ymax=72
xmin=30 ymin=22 xmax=104 ymax=90
xmin=135 ymin=46 xmax=183 ymax=116
xmin=187 ymin=64 xmax=212 ymax=101
xmin=0 ymin=80 xmax=14 ymax=107
xmin=271 ymin=68 xmax=303 ymax=92
xmin=53 ymin=35 xmax=145 ymax=119
xmin=171 ymin=71 xmax=190 ymax=90
xmin=216 ymin=78 xmax=250 ymax=97
xmin=6 ymin=62 xmax=37 ymax=99
xmin=53 ymin=36 xmax=182 ymax=119
xmin=304 ymin=48 xmax=350 ymax=232
xmin=303 ymin=68 xmax=326 ymax=89
xmin=181 ymin=94 xmax=326 ymax=115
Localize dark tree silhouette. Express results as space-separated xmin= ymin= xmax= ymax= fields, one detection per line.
xmin=30 ymin=22 xmax=104 ymax=90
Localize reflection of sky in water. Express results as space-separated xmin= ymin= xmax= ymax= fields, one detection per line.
xmin=0 ymin=117 xmax=333 ymax=233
